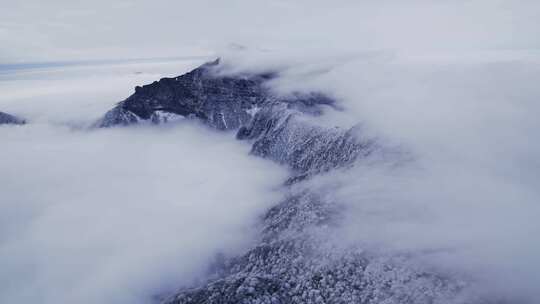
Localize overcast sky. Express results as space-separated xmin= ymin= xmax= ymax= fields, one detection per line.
xmin=2 ymin=0 xmax=540 ymax=64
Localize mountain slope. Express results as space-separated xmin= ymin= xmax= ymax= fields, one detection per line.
xmin=98 ymin=61 xmax=499 ymax=304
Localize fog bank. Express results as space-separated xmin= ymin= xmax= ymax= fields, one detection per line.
xmin=221 ymin=48 xmax=540 ymax=302
xmin=0 ymin=63 xmax=286 ymax=304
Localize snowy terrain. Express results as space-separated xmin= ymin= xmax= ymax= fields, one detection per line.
xmin=1 ymin=1 xmax=540 ymax=303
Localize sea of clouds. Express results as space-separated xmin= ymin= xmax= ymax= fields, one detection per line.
xmin=0 ymin=61 xmax=287 ymax=304
xmin=2 ymin=0 xmax=540 ymax=303
xmin=219 ymin=45 xmax=540 ymax=303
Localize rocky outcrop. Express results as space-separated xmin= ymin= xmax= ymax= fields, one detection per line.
xmin=0 ymin=111 xmax=25 ymax=125
xmin=96 ymin=59 xmax=270 ymax=129
xmin=98 ymin=61 xmax=495 ymax=304
xmin=96 ymin=59 xmax=365 ymax=178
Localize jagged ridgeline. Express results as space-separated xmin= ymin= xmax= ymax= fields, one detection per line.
xmin=97 ymin=60 xmax=488 ymax=304
xmin=0 ymin=111 xmax=25 ymax=125
xmin=96 ymin=59 xmax=374 ymax=180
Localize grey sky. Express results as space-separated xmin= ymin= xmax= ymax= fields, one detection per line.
xmin=2 ymin=0 xmax=540 ymax=64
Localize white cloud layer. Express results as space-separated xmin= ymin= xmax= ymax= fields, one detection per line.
xmin=0 ymin=62 xmax=286 ymax=304
xmin=0 ymin=59 xmax=206 ymax=125
xmin=220 ymin=45 xmax=540 ymax=303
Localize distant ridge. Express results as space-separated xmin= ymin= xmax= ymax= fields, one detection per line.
xmin=0 ymin=111 xmax=25 ymax=125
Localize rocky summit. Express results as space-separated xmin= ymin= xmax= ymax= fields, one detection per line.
xmin=98 ymin=60 xmax=498 ymax=304
xmin=0 ymin=111 xmax=25 ymax=125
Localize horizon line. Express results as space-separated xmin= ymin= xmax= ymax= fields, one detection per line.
xmin=0 ymin=55 xmax=213 ymax=72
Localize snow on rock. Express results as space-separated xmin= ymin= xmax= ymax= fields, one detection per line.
xmin=150 ymin=110 xmax=185 ymax=124
xmin=97 ymin=60 xmax=502 ymax=304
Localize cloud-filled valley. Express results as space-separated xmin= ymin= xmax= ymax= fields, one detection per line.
xmin=1 ymin=1 xmax=540 ymax=303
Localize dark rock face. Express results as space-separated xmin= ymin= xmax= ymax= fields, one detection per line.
xmin=97 ymin=59 xmax=271 ymax=129
xmin=98 ymin=61 xmax=494 ymax=304
xmin=0 ymin=111 xmax=25 ymax=125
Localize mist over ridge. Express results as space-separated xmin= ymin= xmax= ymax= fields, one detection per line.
xmin=1 ymin=1 xmax=539 ymax=303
